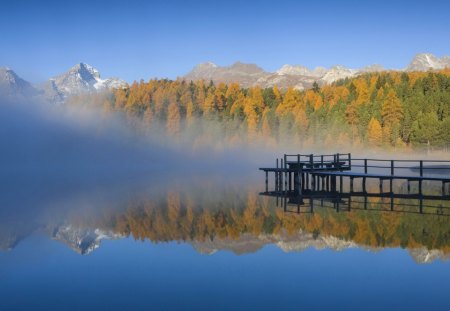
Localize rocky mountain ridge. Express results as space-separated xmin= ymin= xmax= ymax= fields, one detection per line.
xmin=184 ymin=53 xmax=450 ymax=90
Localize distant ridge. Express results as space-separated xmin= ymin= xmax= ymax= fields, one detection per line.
xmin=184 ymin=53 xmax=450 ymax=90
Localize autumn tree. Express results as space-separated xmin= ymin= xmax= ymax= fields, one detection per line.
xmin=367 ymin=118 xmax=383 ymax=147
xmin=166 ymin=101 xmax=181 ymax=136
xmin=381 ymin=89 xmax=403 ymax=127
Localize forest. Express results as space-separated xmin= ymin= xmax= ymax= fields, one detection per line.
xmin=69 ymin=69 xmax=450 ymax=151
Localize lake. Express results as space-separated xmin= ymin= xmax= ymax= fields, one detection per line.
xmin=0 ymin=172 xmax=449 ymax=311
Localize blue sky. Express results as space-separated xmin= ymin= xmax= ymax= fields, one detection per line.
xmin=1 ymin=0 xmax=449 ymax=83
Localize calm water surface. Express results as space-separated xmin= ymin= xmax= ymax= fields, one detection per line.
xmin=0 ymin=174 xmax=449 ymax=311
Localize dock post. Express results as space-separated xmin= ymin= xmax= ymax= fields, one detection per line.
xmin=299 ymin=166 xmax=303 ymax=195
xmin=443 ymin=181 xmax=446 ymax=196
xmin=284 ymin=154 xmax=288 ymax=193
xmin=337 ymin=153 xmax=341 ymax=170
xmin=348 ymin=153 xmax=352 ymax=169
xmin=418 ymin=159 xmax=423 ymax=195
xmin=379 ymin=179 xmax=383 ymax=193
xmin=321 ymin=155 xmax=324 ymax=169
xmin=391 ymin=160 xmax=394 ymax=176
xmin=289 ymin=172 xmax=292 ymax=191
xmin=280 ymin=159 xmax=284 ymax=192
xmin=350 ymin=177 xmax=354 ymax=192
xmin=294 ymin=172 xmax=298 ymax=194
xmin=340 ymin=176 xmax=343 ymax=193
xmin=275 ymin=158 xmax=279 ymax=191
xmin=363 ymin=177 xmax=366 ymax=193
xmin=302 ymin=173 xmax=305 ymax=191
xmin=295 ymin=169 xmax=303 ymax=195
xmin=265 ymin=171 xmax=268 ymax=192
xmin=364 ymin=159 xmax=368 ymax=174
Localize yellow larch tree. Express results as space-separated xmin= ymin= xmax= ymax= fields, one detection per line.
xmin=367 ymin=118 xmax=383 ymax=147
xmin=355 ymin=79 xmax=370 ymax=105
xmin=166 ymin=101 xmax=181 ymax=136
xmin=381 ymin=89 xmax=403 ymax=127
xmin=276 ymin=87 xmax=301 ymax=116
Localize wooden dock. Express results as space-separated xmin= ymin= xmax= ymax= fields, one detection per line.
xmin=260 ymin=153 xmax=450 ymax=198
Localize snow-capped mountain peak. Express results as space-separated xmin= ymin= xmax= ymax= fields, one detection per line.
xmin=70 ymin=62 xmax=101 ymax=80
xmin=406 ymin=53 xmax=446 ymax=71
xmin=43 ymin=63 xmax=127 ymax=103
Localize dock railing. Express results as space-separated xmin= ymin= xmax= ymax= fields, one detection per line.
xmin=351 ymin=158 xmax=450 ymax=177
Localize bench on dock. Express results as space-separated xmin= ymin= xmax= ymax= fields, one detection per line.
xmin=286 ymin=161 xmax=348 ymax=170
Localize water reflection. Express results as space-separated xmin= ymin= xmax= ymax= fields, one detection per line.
xmin=1 ymin=181 xmax=449 ymax=264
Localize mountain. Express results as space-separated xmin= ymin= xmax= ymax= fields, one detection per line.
xmin=43 ymin=63 xmax=127 ymax=103
xmin=406 ymin=53 xmax=450 ymax=71
xmin=1 ymin=63 xmax=127 ymax=104
xmin=319 ymin=65 xmax=359 ymax=84
xmin=184 ymin=53 xmax=448 ymax=89
xmin=185 ymin=61 xmax=268 ymax=87
xmin=185 ymin=62 xmax=373 ymax=90
xmin=276 ymin=64 xmax=313 ymax=76
xmin=0 ymin=67 xmax=40 ymax=99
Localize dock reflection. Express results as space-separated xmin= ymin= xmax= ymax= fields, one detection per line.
xmin=260 ymin=189 xmax=450 ymax=216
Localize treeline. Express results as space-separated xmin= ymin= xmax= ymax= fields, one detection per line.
xmin=69 ymin=69 xmax=450 ymax=150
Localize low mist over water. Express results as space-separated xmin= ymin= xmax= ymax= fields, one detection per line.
xmin=0 ymin=99 xmax=273 ymax=225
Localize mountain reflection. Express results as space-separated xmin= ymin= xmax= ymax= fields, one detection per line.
xmin=1 ymin=183 xmax=449 ymax=263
